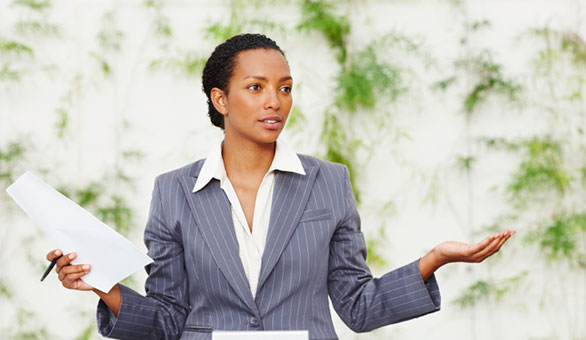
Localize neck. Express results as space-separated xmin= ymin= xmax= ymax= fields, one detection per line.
xmin=222 ymin=135 xmax=276 ymax=178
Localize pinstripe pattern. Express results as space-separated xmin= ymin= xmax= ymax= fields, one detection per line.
xmin=96 ymin=155 xmax=441 ymax=340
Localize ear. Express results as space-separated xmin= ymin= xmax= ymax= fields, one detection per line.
xmin=210 ymin=88 xmax=228 ymax=115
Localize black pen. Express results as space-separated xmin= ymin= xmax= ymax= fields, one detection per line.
xmin=41 ymin=255 xmax=62 ymax=281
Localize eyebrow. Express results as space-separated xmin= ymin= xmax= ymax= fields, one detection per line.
xmin=243 ymin=75 xmax=293 ymax=82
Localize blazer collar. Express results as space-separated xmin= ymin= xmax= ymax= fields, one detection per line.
xmin=192 ymin=140 xmax=306 ymax=193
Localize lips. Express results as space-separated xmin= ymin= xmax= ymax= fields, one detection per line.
xmin=259 ymin=116 xmax=282 ymax=130
xmin=259 ymin=116 xmax=282 ymax=123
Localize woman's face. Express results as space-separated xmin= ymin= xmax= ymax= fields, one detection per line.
xmin=214 ymin=48 xmax=293 ymax=146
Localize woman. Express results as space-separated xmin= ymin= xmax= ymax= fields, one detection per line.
xmin=47 ymin=33 xmax=514 ymax=340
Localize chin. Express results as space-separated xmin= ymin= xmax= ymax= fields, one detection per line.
xmin=254 ymin=133 xmax=281 ymax=145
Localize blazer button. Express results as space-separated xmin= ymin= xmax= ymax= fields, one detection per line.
xmin=249 ymin=317 xmax=260 ymax=327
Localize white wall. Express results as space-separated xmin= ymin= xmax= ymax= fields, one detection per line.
xmin=1 ymin=0 xmax=585 ymax=339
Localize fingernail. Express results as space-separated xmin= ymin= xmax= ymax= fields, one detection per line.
xmin=55 ymin=250 xmax=61 ymax=255
xmin=83 ymin=265 xmax=90 ymax=270
xmin=69 ymin=253 xmax=75 ymax=259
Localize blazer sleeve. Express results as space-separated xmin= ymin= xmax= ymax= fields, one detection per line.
xmin=327 ymin=166 xmax=441 ymax=333
xmin=96 ymin=176 xmax=190 ymax=340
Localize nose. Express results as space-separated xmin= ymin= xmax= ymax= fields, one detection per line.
xmin=264 ymin=89 xmax=280 ymax=111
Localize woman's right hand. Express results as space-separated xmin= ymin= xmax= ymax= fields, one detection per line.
xmin=46 ymin=249 xmax=93 ymax=291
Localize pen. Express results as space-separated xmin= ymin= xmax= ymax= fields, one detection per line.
xmin=41 ymin=255 xmax=62 ymax=281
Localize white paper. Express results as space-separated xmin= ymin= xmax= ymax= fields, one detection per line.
xmin=6 ymin=171 xmax=153 ymax=292
xmin=212 ymin=331 xmax=308 ymax=340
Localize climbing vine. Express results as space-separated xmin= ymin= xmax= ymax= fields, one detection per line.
xmin=2 ymin=1 xmax=585 ymax=339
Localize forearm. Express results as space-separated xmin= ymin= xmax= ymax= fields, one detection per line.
xmin=93 ymin=284 xmax=121 ymax=317
xmin=418 ymin=248 xmax=443 ymax=282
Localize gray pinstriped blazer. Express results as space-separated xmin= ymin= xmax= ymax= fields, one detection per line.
xmin=96 ymin=154 xmax=441 ymax=340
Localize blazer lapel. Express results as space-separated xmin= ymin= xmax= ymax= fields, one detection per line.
xmin=257 ymin=163 xmax=320 ymax=292
xmin=179 ymin=175 xmax=259 ymax=316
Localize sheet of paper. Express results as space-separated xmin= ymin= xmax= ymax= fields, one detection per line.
xmin=6 ymin=171 xmax=153 ymax=292
xmin=212 ymin=331 xmax=308 ymax=340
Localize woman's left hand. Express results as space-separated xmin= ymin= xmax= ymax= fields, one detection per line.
xmin=434 ymin=229 xmax=516 ymax=265
xmin=418 ymin=229 xmax=516 ymax=281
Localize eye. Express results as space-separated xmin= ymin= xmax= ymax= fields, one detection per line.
xmin=280 ymin=85 xmax=292 ymax=94
xmin=247 ymin=84 xmax=261 ymax=91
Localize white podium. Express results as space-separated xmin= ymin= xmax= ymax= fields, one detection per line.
xmin=212 ymin=330 xmax=309 ymax=340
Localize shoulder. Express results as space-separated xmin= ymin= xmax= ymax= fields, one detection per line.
xmin=297 ymin=153 xmax=349 ymax=180
xmin=153 ymin=158 xmax=206 ymax=186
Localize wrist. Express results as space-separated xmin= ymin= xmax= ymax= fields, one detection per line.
xmin=430 ymin=246 xmax=447 ymax=269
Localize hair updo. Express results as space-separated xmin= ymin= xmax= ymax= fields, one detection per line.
xmin=201 ymin=33 xmax=286 ymax=129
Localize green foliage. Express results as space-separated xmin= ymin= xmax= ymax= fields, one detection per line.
xmin=365 ymin=237 xmax=386 ymax=269
xmin=432 ymin=76 xmax=457 ymax=91
xmin=203 ymin=0 xmax=285 ymax=44
xmin=526 ymin=212 xmax=586 ymax=264
xmin=8 ymin=308 xmax=51 ymax=340
xmin=436 ymin=18 xmax=521 ymax=114
xmin=204 ymin=21 xmax=244 ymax=43
xmin=0 ymin=38 xmax=34 ymax=56
xmin=365 ymin=201 xmax=396 ymax=269
xmin=122 ymin=149 xmax=146 ymax=161
xmin=320 ymin=111 xmax=361 ymax=202
xmin=285 ymin=105 xmax=306 ymax=130
xmin=53 ymin=74 xmax=82 ymax=138
xmin=12 ymin=0 xmax=50 ymax=11
xmin=97 ymin=195 xmax=133 ymax=236
xmin=335 ymin=45 xmax=404 ymax=112
xmin=15 ymin=21 xmax=60 ymax=37
xmin=0 ymin=141 xmax=27 ymax=187
xmin=508 ymin=137 xmax=569 ymax=205
xmin=0 ymin=279 xmax=13 ymax=298
xmin=454 ymin=272 xmax=527 ymax=308
xmin=58 ymin=180 xmax=134 ymax=236
xmin=97 ymin=17 xmax=124 ymax=52
xmin=75 ymin=323 xmax=95 ymax=340
xmin=54 ymin=108 xmax=68 ymax=138
xmin=93 ymin=11 xmax=125 ymax=77
xmin=456 ymin=50 xmax=521 ymax=114
xmin=0 ymin=64 xmax=22 ymax=82
xmin=528 ymin=27 xmax=586 ymax=70
xmin=456 ymin=155 xmax=476 ymax=174
xmin=12 ymin=0 xmax=60 ymax=37
xmin=484 ymin=136 xmax=571 ymax=205
xmin=149 ymin=51 xmax=207 ymax=78
xmin=560 ymin=32 xmax=586 ymax=67
xmin=468 ymin=19 xmax=491 ymax=32
xmin=297 ymin=0 xmax=350 ymax=63
xmin=144 ymin=0 xmax=173 ymax=39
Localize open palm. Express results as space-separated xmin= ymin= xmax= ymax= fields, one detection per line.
xmin=434 ymin=230 xmax=515 ymax=265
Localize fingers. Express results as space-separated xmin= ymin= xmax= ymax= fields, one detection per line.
xmin=56 ymin=252 xmax=77 ymax=272
xmin=471 ymin=229 xmax=515 ymax=262
xmin=46 ymin=249 xmax=62 ymax=261
xmin=61 ymin=265 xmax=91 ymax=288
xmin=58 ymin=263 xmax=90 ymax=281
xmin=46 ymin=249 xmax=93 ymax=290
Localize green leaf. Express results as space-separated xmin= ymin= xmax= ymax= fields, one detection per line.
xmin=0 ymin=63 xmax=22 ymax=82
xmin=75 ymin=324 xmax=95 ymax=340
xmin=526 ymin=212 xmax=586 ymax=261
xmin=14 ymin=21 xmax=60 ymax=36
xmin=456 ymin=155 xmax=476 ymax=173
xmin=335 ymin=45 xmax=405 ymax=112
xmin=12 ymin=0 xmax=51 ymax=11
xmin=297 ymin=0 xmax=350 ymax=63
xmin=0 ymin=280 xmax=12 ymax=299
xmin=454 ymin=272 xmax=527 ymax=308
xmin=0 ymin=38 xmax=34 ymax=56
xmin=285 ymin=106 xmax=306 ymax=130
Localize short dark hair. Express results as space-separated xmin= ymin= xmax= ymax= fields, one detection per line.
xmin=201 ymin=33 xmax=285 ymax=129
